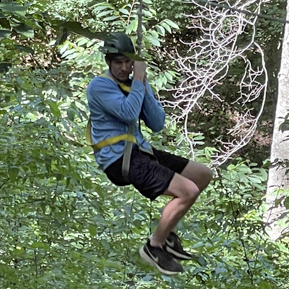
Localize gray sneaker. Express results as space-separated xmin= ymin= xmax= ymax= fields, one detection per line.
xmin=165 ymin=232 xmax=192 ymax=260
xmin=139 ymin=239 xmax=184 ymax=275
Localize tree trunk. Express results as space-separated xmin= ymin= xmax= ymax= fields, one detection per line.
xmin=264 ymin=2 xmax=289 ymax=240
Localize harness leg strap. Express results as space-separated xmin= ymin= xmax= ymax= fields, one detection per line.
xmin=122 ymin=124 xmax=135 ymax=183
xmin=122 ymin=140 xmax=133 ymax=183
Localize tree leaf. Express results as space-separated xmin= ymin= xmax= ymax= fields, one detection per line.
xmin=126 ymin=19 xmax=138 ymax=34
xmin=55 ymin=26 xmax=69 ymax=45
xmin=54 ymin=21 xmax=108 ymax=41
xmin=90 ymin=3 xmax=110 ymax=10
xmin=8 ymin=166 xmax=19 ymax=182
xmin=258 ymin=280 xmax=274 ymax=289
xmin=145 ymin=35 xmax=161 ymax=47
xmin=0 ymin=29 xmax=11 ymax=39
xmin=47 ymin=101 xmax=61 ymax=118
xmin=164 ymin=19 xmax=179 ymax=29
xmin=0 ymin=62 xmax=12 ymax=73
xmin=284 ymin=197 xmax=289 ymax=210
xmin=0 ymin=2 xmax=27 ymax=16
xmin=0 ymin=17 xmax=11 ymax=29
xmin=67 ymin=108 xmax=75 ymax=121
xmin=119 ymin=8 xmax=129 ymax=15
xmin=13 ymin=23 xmax=34 ymax=38
xmin=156 ymin=25 xmax=166 ymax=36
xmin=123 ymin=52 xmax=145 ymax=61
xmin=14 ymin=45 xmax=34 ymax=54
xmin=191 ymin=254 xmax=207 ymax=266
xmin=279 ymin=120 xmax=289 ymax=132
xmin=103 ymin=15 xmax=119 ymax=21
xmin=89 ymin=224 xmax=97 ymax=236
xmin=96 ymin=10 xmax=112 ymax=18
xmin=161 ymin=22 xmax=171 ymax=33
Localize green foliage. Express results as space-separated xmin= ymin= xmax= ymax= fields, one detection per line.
xmin=279 ymin=112 xmax=289 ymax=134
xmin=0 ymin=1 xmax=35 ymax=70
xmin=1 ymin=0 xmax=289 ymax=288
xmin=258 ymin=0 xmax=286 ymax=102
xmin=1 ymin=104 xmax=289 ymax=288
xmin=47 ymin=0 xmax=180 ymax=89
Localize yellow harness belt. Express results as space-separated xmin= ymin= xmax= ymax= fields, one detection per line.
xmin=86 ymin=120 xmax=137 ymax=150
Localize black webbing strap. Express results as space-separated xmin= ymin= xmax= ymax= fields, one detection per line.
xmin=122 ymin=124 xmax=135 ymax=183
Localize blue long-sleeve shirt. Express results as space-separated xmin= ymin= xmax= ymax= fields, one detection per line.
xmin=86 ymin=71 xmax=165 ymax=170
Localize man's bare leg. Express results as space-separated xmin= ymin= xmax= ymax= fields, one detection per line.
xmin=180 ymin=160 xmax=213 ymax=191
xmin=150 ymin=161 xmax=212 ymax=247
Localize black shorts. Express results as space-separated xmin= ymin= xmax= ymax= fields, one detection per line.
xmin=104 ymin=147 xmax=189 ymax=201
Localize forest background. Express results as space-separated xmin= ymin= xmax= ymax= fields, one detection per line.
xmin=1 ymin=0 xmax=289 ymax=288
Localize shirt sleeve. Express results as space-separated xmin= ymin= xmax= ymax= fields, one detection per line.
xmin=140 ymin=81 xmax=166 ymax=132
xmin=87 ymin=76 xmax=145 ymax=124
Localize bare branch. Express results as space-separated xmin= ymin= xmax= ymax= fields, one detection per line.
xmin=164 ymin=0 xmax=268 ymax=166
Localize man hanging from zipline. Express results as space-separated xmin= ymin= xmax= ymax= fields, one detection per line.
xmin=86 ymin=32 xmax=212 ymax=275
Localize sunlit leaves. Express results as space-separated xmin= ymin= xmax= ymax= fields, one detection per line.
xmin=1 ymin=0 xmax=289 ymax=288
xmin=125 ymin=18 xmax=138 ymax=34
xmin=145 ymin=33 xmax=161 ymax=47
xmin=156 ymin=24 xmax=166 ymax=36
xmin=46 ymin=101 xmax=62 ymax=118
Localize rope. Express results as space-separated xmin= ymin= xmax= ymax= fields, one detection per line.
xmin=136 ymin=0 xmax=153 ymax=236
xmin=136 ymin=0 xmax=143 ymax=57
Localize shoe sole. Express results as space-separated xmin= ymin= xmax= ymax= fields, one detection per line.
xmin=165 ymin=245 xmax=192 ymax=260
xmin=139 ymin=246 xmax=182 ymax=275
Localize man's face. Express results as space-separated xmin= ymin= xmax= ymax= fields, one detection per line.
xmin=108 ymin=57 xmax=133 ymax=82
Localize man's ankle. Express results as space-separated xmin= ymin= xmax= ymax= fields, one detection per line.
xmin=149 ymin=235 xmax=164 ymax=248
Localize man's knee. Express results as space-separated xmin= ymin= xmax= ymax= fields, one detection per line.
xmin=166 ymin=174 xmax=200 ymax=203
xmin=181 ymin=161 xmax=213 ymax=191
xmin=201 ymin=166 xmax=213 ymax=187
